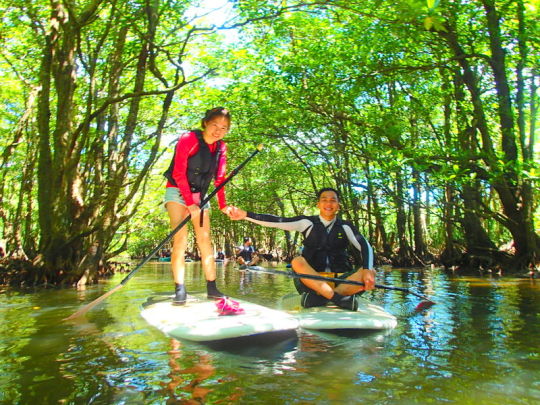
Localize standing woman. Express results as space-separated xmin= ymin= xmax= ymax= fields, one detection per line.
xmin=163 ymin=107 xmax=232 ymax=304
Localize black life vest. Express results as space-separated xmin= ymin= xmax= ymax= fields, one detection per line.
xmin=163 ymin=130 xmax=222 ymax=200
xmin=238 ymin=245 xmax=255 ymax=261
xmin=301 ymin=216 xmax=352 ymax=272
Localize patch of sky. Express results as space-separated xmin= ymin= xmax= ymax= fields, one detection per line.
xmin=184 ymin=0 xmax=240 ymax=44
xmin=181 ymin=1 xmax=243 ymax=89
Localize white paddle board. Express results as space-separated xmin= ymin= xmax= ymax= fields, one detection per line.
xmin=141 ymin=295 xmax=299 ymax=342
xmin=278 ymin=293 xmax=397 ymax=331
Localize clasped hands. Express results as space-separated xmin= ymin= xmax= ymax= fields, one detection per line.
xmin=189 ymin=204 xmax=245 ymax=219
xmin=220 ymin=205 xmax=246 ymax=220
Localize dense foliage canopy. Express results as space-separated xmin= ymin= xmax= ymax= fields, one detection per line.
xmin=0 ymin=0 xmax=538 ymax=285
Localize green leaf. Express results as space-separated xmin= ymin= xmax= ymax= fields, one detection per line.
xmin=432 ymin=17 xmax=448 ymax=32
xmin=426 ymin=0 xmax=439 ymax=10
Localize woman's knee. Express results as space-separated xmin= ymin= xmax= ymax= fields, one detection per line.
xmin=194 ymin=226 xmax=212 ymax=243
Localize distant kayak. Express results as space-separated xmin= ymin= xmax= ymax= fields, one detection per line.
xmin=278 ymin=293 xmax=397 ymax=331
xmin=238 ymin=265 xmax=266 ymax=271
xmin=141 ymin=295 xmax=299 ymax=342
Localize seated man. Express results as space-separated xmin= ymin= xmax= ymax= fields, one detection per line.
xmin=236 ymin=237 xmax=260 ymax=267
xmin=228 ymin=188 xmax=375 ymax=310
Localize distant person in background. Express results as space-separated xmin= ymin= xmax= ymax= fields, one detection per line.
xmin=216 ymin=249 xmax=226 ymax=261
xmin=236 ymin=237 xmax=260 ymax=267
xmin=163 ymin=107 xmax=233 ymax=305
xmin=228 ymin=188 xmax=376 ymax=310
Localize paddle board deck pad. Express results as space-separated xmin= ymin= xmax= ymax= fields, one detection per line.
xmin=278 ymin=293 xmax=397 ymax=331
xmin=141 ymin=295 xmax=299 ymax=342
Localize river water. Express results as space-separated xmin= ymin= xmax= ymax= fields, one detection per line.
xmin=0 ymin=262 xmax=539 ymax=404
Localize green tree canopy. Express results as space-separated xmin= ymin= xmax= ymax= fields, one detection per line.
xmin=1 ymin=0 xmax=538 ymax=286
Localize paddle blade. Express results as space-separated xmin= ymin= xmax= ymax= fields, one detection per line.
xmin=256 ymin=144 xmax=264 ymax=151
xmin=63 ymin=284 xmax=124 ymax=321
xmin=414 ymin=299 xmax=435 ymax=312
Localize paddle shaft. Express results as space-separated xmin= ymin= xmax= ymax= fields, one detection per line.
xmin=65 ymin=145 xmax=263 ymax=320
xmin=245 ymin=267 xmax=432 ymax=301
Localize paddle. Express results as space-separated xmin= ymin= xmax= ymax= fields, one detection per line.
xmin=64 ymin=144 xmax=264 ymax=321
xmin=244 ymin=266 xmax=435 ymax=311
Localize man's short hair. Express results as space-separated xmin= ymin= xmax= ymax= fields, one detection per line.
xmin=316 ymin=187 xmax=340 ymax=201
xmin=243 ymin=237 xmax=251 ymax=242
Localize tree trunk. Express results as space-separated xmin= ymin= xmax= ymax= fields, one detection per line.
xmin=412 ymin=168 xmax=430 ymax=261
xmin=460 ymin=182 xmax=498 ymax=263
xmin=392 ymin=172 xmax=419 ymax=267
xmin=440 ymin=184 xmax=462 ymax=267
xmin=372 ymin=194 xmax=392 ymax=261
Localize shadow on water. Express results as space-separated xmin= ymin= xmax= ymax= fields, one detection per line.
xmin=202 ymin=330 xmax=298 ymax=356
xmin=308 ymin=328 xmax=390 ymax=339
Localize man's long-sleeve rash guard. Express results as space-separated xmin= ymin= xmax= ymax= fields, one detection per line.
xmin=245 ymin=212 xmax=374 ymax=270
